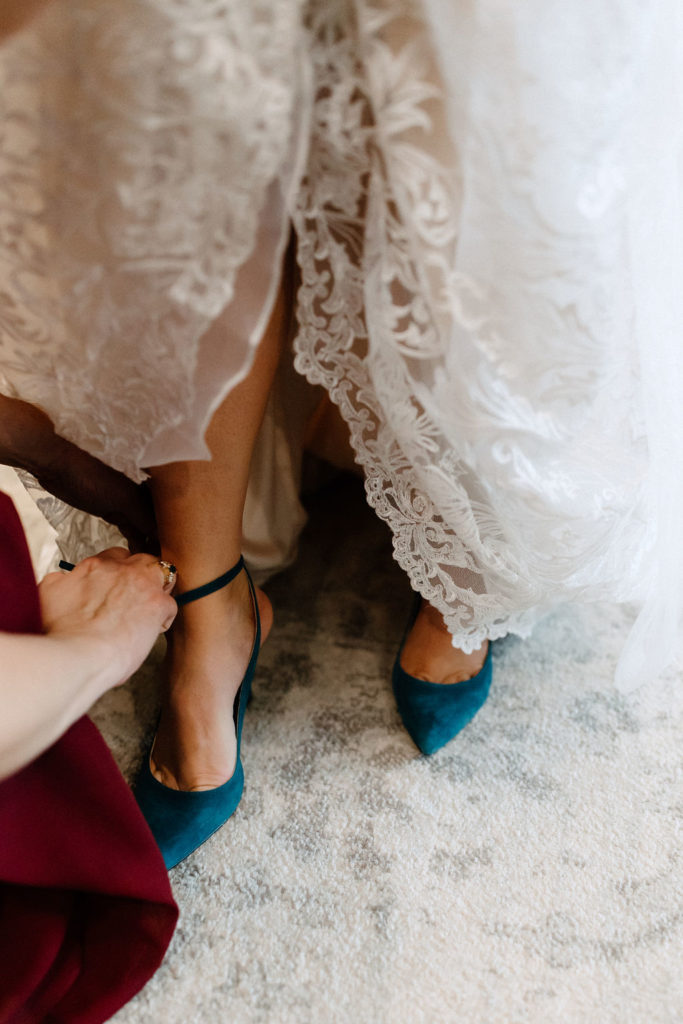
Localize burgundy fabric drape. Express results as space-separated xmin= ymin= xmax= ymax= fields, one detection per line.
xmin=0 ymin=492 xmax=178 ymax=1024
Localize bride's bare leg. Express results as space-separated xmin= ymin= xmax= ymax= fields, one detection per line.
xmin=147 ymin=288 xmax=287 ymax=791
xmin=305 ymin=399 xmax=489 ymax=684
xmin=400 ymin=601 xmax=488 ymax=684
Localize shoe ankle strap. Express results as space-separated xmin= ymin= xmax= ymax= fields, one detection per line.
xmin=175 ymin=556 xmax=245 ymax=606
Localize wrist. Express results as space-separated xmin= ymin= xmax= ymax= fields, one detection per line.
xmin=49 ymin=630 xmax=126 ymax=702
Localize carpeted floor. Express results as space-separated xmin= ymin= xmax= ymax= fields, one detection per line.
xmin=78 ymin=476 xmax=681 ymax=1022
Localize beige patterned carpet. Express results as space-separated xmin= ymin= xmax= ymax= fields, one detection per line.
xmin=7 ymin=468 xmax=682 ymax=1023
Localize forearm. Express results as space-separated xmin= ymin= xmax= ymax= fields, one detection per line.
xmin=0 ymin=393 xmax=156 ymax=550
xmin=0 ymin=631 xmax=119 ymax=780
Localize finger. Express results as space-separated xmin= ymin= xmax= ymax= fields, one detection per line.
xmin=159 ymin=592 xmax=178 ymax=632
xmin=124 ymin=551 xmax=167 ymax=568
xmin=123 ymin=552 xmax=176 ymax=588
xmin=120 ymin=553 xmax=177 ymax=594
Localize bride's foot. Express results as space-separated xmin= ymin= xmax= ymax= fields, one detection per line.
xmin=150 ymin=571 xmax=273 ymax=792
xmin=400 ymin=599 xmax=488 ymax=684
xmin=393 ymin=598 xmax=493 ymax=755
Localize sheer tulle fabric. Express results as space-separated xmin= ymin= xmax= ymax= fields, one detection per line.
xmin=1 ymin=0 xmax=681 ymax=689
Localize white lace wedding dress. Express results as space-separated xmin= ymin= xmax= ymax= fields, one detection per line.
xmin=1 ymin=0 xmax=681 ymax=689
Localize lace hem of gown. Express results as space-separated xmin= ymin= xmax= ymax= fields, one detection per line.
xmin=290 ymin=0 xmax=661 ymax=665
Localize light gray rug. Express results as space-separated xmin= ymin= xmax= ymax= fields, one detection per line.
xmin=91 ymin=477 xmax=682 ymax=1024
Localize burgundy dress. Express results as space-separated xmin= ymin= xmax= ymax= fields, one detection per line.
xmin=0 ymin=492 xmax=178 ymax=1024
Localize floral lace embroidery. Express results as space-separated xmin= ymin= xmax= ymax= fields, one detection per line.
xmin=291 ymin=0 xmax=652 ymax=650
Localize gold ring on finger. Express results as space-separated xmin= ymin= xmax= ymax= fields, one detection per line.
xmin=158 ymin=560 xmax=177 ymax=589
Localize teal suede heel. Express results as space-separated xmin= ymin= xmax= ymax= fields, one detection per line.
xmin=392 ymin=597 xmax=492 ymax=755
xmin=134 ymin=556 xmax=260 ymax=869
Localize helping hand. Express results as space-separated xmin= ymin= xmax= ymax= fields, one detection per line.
xmin=39 ymin=549 xmax=177 ymax=687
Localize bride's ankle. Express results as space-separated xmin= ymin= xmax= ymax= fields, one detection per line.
xmin=172 ymin=569 xmax=270 ymax=634
xmin=163 ymin=578 xmax=273 ymax=678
